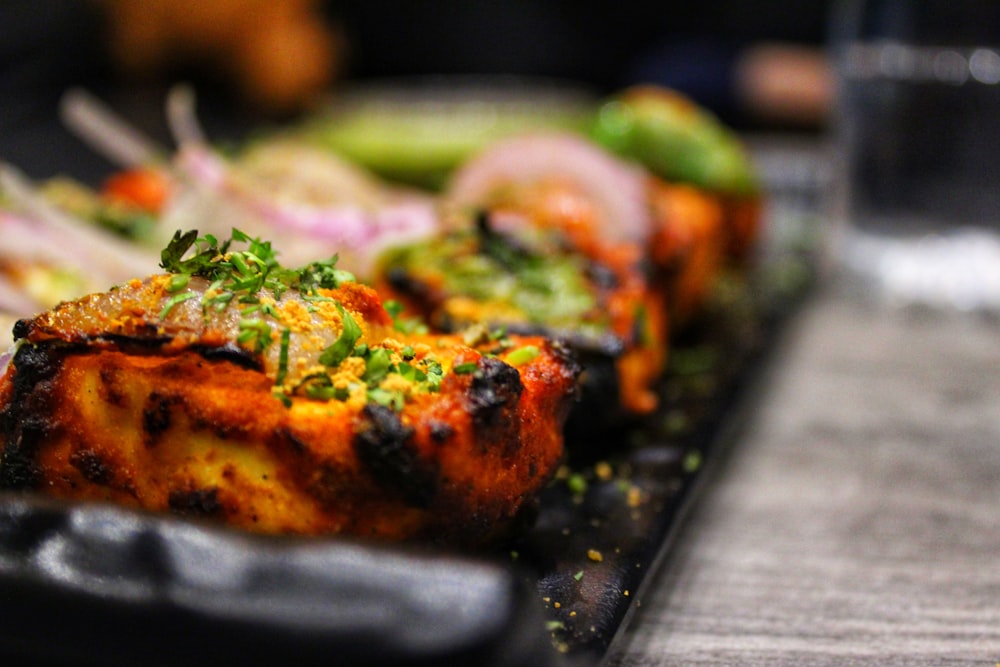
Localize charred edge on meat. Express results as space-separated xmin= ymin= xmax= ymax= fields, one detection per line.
xmin=280 ymin=428 xmax=309 ymax=455
xmin=12 ymin=319 xmax=168 ymax=346
xmin=386 ymin=266 xmax=436 ymax=304
xmin=561 ymin=349 xmax=627 ymax=448
xmin=168 ymin=487 xmax=223 ymax=518
xmin=354 ymin=403 xmax=438 ymax=507
xmin=69 ymin=449 xmax=113 ymax=485
xmin=585 ymin=260 xmax=619 ymax=290
xmin=428 ymin=420 xmax=455 ymax=443
xmin=11 ymin=318 xmax=33 ymax=341
xmin=466 ymin=357 xmax=523 ymax=427
xmin=192 ymin=343 xmax=263 ymax=371
xmin=549 ymin=338 xmax=582 ymax=374
xmin=501 ymin=322 xmax=625 ymax=358
xmin=142 ymin=392 xmax=180 ymax=446
xmin=474 ymin=210 xmax=536 ymax=270
xmin=98 ymin=366 xmax=128 ymax=407
xmin=548 ymin=339 xmax=584 ymax=405
xmin=104 ymin=322 xmax=175 ymax=344
xmin=0 ymin=344 xmax=63 ymax=489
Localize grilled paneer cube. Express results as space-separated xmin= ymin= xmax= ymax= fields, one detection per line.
xmin=377 ymin=134 xmax=671 ymax=420
xmin=377 ymin=206 xmax=668 ymax=421
xmin=0 ymin=231 xmax=579 ymax=545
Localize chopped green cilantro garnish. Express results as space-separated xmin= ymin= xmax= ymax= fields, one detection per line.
xmin=318 ymin=304 xmax=362 ymax=367
xmin=275 ymin=328 xmax=291 ymax=386
xmin=366 ymin=387 xmax=406 ymax=411
xmin=167 ymin=273 xmax=190 ymax=292
xmin=453 ymin=362 xmax=478 ymax=375
xmin=397 ymin=361 xmax=426 ymax=383
xmin=272 ymin=388 xmax=292 ymax=408
xmin=296 ymin=257 xmax=354 ymax=293
xmin=159 ymin=228 xmax=354 ymax=307
xmin=506 ymin=345 xmax=540 ymax=366
xmin=158 ymin=229 xmax=445 ymax=412
xmin=567 ymin=473 xmax=588 ymax=496
xmin=393 ymin=317 xmax=428 ymax=335
xmin=423 ymin=359 xmax=444 ymax=391
xmin=362 ymin=347 xmax=392 ymax=384
xmin=383 ymin=299 xmax=404 ymax=319
xmin=296 ymin=373 xmax=341 ymax=401
xmin=382 ymin=298 xmax=429 ymax=334
xmin=237 ymin=318 xmax=273 ymax=354
xmin=158 ymin=291 xmax=198 ymax=319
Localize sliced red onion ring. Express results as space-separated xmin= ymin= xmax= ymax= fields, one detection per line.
xmin=1 ymin=209 xmax=102 ymax=272
xmin=0 ymin=339 xmax=20 ymax=376
xmin=166 ymin=84 xmax=207 ymax=148
xmin=59 ymin=88 xmax=167 ymax=169
xmin=447 ymin=132 xmax=652 ymax=245
xmin=173 ymin=145 xmax=439 ymax=274
xmin=60 ymin=85 xmax=440 ymax=277
xmin=0 ymin=274 xmax=41 ymax=315
xmin=0 ymin=165 xmax=159 ymax=281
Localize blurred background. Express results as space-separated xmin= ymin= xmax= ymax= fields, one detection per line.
xmin=0 ymin=0 xmax=834 ymax=184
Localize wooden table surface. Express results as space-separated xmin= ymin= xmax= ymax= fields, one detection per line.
xmin=605 ymin=282 xmax=1000 ymax=666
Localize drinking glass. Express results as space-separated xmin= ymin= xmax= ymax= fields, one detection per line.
xmin=830 ymin=0 xmax=1000 ymax=311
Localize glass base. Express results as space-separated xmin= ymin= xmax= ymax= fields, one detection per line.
xmin=840 ymin=226 xmax=1000 ymax=313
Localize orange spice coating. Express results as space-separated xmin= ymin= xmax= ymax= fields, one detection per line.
xmin=0 ymin=279 xmax=579 ymax=546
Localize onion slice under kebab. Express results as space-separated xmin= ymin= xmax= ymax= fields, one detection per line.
xmin=170 ymin=144 xmax=439 ymax=274
xmin=165 ymin=84 xmax=207 ymax=147
xmin=59 ymin=88 xmax=167 ymax=169
xmin=0 ymin=275 xmax=39 ymax=315
xmin=0 ymin=165 xmax=159 ymax=282
xmin=447 ymin=132 xmax=652 ymax=246
xmin=62 ymin=85 xmax=440 ymax=276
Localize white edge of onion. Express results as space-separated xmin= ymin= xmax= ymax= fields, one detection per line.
xmin=0 ymin=339 xmax=22 ymax=376
xmin=174 ymin=146 xmax=439 ymax=255
xmin=166 ymin=83 xmax=207 ymax=148
xmin=0 ymin=163 xmax=159 ymax=279
xmin=447 ymin=132 xmax=652 ymax=246
xmin=59 ymin=87 xmax=167 ymax=169
xmin=0 ymin=273 xmax=41 ymax=315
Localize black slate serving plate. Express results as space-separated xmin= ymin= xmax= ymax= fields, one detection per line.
xmin=0 ymin=240 xmax=813 ymax=667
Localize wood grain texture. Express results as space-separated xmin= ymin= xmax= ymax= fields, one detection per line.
xmin=606 ymin=284 xmax=1000 ymax=666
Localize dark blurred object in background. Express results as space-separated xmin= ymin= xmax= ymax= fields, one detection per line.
xmin=0 ymin=0 xmax=833 ymax=183
xmin=100 ymin=0 xmax=344 ymax=116
xmin=324 ymin=0 xmax=834 ymax=130
xmin=0 ymin=1 xmax=113 ymax=181
xmin=0 ymin=0 xmax=344 ymax=183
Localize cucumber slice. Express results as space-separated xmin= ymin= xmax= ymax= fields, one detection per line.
xmin=303 ymin=77 xmax=596 ymax=188
xmin=590 ymin=86 xmax=759 ymax=196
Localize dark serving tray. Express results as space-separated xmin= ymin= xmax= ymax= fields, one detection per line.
xmin=0 ymin=239 xmax=813 ymax=667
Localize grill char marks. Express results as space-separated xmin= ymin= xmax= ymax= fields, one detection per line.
xmin=465 ymin=356 xmax=525 ymax=457
xmin=142 ymin=391 xmax=180 ymax=446
xmin=0 ymin=344 xmax=64 ymax=489
xmin=386 ymin=267 xmax=439 ymax=307
xmin=192 ymin=343 xmax=262 ymax=371
xmin=353 ymin=404 xmax=438 ymax=508
xmin=168 ymin=487 xmax=223 ymax=517
xmin=466 ymin=357 xmax=523 ymax=427
xmin=11 ymin=318 xmax=33 ymax=341
xmin=69 ymin=449 xmax=113 ymax=485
